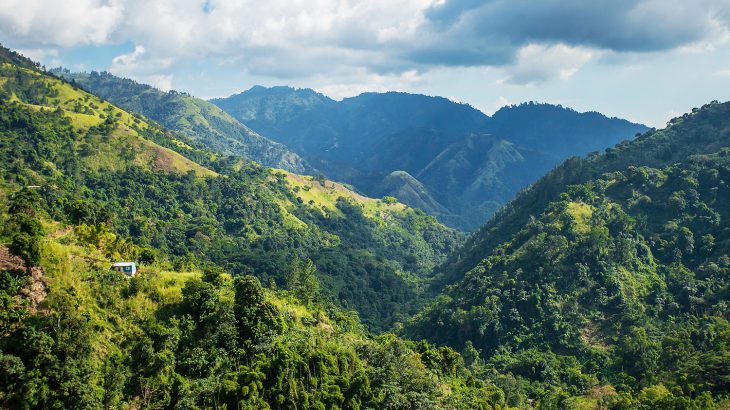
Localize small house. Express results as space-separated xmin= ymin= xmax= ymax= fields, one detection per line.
xmin=110 ymin=262 xmax=137 ymax=278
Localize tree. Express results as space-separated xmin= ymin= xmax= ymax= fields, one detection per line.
xmin=9 ymin=233 xmax=41 ymax=270
xmin=285 ymin=257 xmax=320 ymax=305
xmin=234 ymin=275 xmax=283 ymax=353
xmin=8 ymin=188 xmax=40 ymax=216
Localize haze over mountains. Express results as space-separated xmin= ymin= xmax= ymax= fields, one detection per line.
xmin=53 ymin=69 xmax=648 ymax=231
xmin=1 ymin=42 xmax=730 ymax=409
xmin=212 ymin=86 xmax=648 ymax=230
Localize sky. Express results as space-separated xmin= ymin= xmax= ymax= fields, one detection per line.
xmin=2 ymin=0 xmax=730 ymax=127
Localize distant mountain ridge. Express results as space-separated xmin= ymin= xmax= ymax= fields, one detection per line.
xmin=212 ymin=86 xmax=648 ymax=230
xmin=52 ymin=70 xmax=313 ymax=173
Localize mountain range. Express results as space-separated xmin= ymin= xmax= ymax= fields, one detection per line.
xmin=53 ymin=72 xmax=648 ymax=231
xmin=211 ymin=86 xmax=648 ymax=230
xmin=1 ymin=44 xmax=729 ymax=409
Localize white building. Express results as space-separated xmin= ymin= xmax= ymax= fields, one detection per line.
xmin=110 ymin=262 xmax=137 ymax=278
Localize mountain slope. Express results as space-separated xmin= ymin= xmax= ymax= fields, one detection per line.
xmin=53 ymin=70 xmax=312 ymax=173
xmin=439 ymin=100 xmax=730 ymax=287
xmin=0 ymin=193 xmax=501 ymax=409
xmin=1 ymin=62 xmax=215 ymax=178
xmin=213 ymin=86 xmax=648 ymax=231
xmin=0 ymin=47 xmax=512 ymax=409
xmin=0 ymin=47 xmax=461 ymax=331
xmin=404 ymin=100 xmax=730 ymax=406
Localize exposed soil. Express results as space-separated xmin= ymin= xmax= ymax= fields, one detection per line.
xmin=0 ymin=246 xmax=47 ymax=314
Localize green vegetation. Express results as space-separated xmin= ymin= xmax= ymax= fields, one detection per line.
xmin=53 ymin=69 xmax=312 ymax=173
xmin=211 ymin=87 xmax=646 ymax=231
xmin=405 ymin=102 xmax=730 ymax=407
xmin=0 ymin=46 xmax=502 ymax=409
xmin=0 ymin=46 xmax=461 ymax=332
xmin=0 ymin=210 xmax=500 ymax=408
xmin=440 ymin=100 xmax=730 ymax=287
xmin=2 ymin=44 xmax=730 ymax=409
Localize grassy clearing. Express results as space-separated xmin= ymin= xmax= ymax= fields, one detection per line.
xmin=274 ymin=169 xmax=407 ymax=219
xmin=1 ymin=66 xmax=216 ymax=178
xmin=566 ymin=201 xmax=594 ymax=235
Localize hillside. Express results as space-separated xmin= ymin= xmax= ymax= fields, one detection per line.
xmin=0 ymin=48 xmax=509 ymax=409
xmin=439 ymin=100 xmax=730 ymax=287
xmin=0 ymin=195 xmax=502 ymax=409
xmin=212 ymin=86 xmax=647 ymax=230
xmin=53 ymin=70 xmax=312 ymax=173
xmin=0 ymin=64 xmax=215 ymax=178
xmin=404 ymin=101 xmax=730 ymax=407
xmin=0 ymin=46 xmax=461 ymax=331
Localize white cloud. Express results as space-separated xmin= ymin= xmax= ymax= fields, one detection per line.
xmin=500 ymin=44 xmax=594 ymax=86
xmin=313 ymin=69 xmax=424 ymax=100
xmin=15 ymin=47 xmax=57 ymax=63
xmin=145 ymin=75 xmax=174 ymax=92
xmin=109 ymin=45 xmax=175 ymax=90
xmin=1 ymin=0 xmax=730 ymax=92
xmin=494 ymin=95 xmax=511 ymax=111
xmin=0 ymin=0 xmax=123 ymax=47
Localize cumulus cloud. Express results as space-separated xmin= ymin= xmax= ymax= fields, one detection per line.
xmin=0 ymin=0 xmax=728 ymax=89
xmin=0 ymin=0 xmax=123 ymax=47
xmin=108 ymin=45 xmax=176 ymax=90
xmin=424 ymin=0 xmax=730 ymax=53
xmin=499 ymin=44 xmax=594 ymax=85
xmin=314 ymin=69 xmax=424 ymax=99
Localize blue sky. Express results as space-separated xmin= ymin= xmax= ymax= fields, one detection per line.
xmin=2 ymin=0 xmax=729 ymax=127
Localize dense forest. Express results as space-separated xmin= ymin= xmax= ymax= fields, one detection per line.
xmin=0 ymin=46 xmax=506 ymax=409
xmin=0 ymin=188 xmax=502 ymax=409
xmin=405 ymin=101 xmax=730 ymax=407
xmin=0 ymin=47 xmax=461 ymax=331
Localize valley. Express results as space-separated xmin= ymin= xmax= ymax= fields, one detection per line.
xmin=0 ymin=43 xmax=728 ymax=410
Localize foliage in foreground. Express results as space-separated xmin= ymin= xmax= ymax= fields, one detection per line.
xmin=0 ymin=193 xmax=501 ymax=409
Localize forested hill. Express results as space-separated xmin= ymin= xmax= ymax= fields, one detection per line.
xmin=404 ymin=100 xmax=730 ymax=407
xmin=52 ymin=69 xmax=313 ymax=173
xmin=438 ymin=100 xmax=730 ymax=287
xmin=212 ymin=86 xmax=647 ymax=231
xmin=0 ymin=45 xmax=515 ymax=409
xmin=0 ymin=192 xmax=499 ymax=409
xmin=0 ymin=45 xmax=461 ymax=331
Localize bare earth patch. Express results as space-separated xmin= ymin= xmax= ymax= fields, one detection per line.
xmin=0 ymin=246 xmax=47 ymax=314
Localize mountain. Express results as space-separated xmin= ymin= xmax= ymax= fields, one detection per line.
xmin=212 ymin=86 xmax=648 ymax=230
xmin=403 ymin=100 xmax=730 ymax=407
xmin=0 ymin=47 xmax=463 ymax=332
xmin=374 ymin=170 xmax=449 ymax=216
xmin=1 ymin=43 xmax=728 ymax=410
xmin=0 ymin=46 xmax=514 ymax=409
xmin=487 ymin=102 xmax=651 ymax=161
xmin=52 ymin=70 xmax=312 ymax=173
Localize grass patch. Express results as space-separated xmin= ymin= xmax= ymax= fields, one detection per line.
xmin=566 ymin=201 xmax=594 ymax=235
